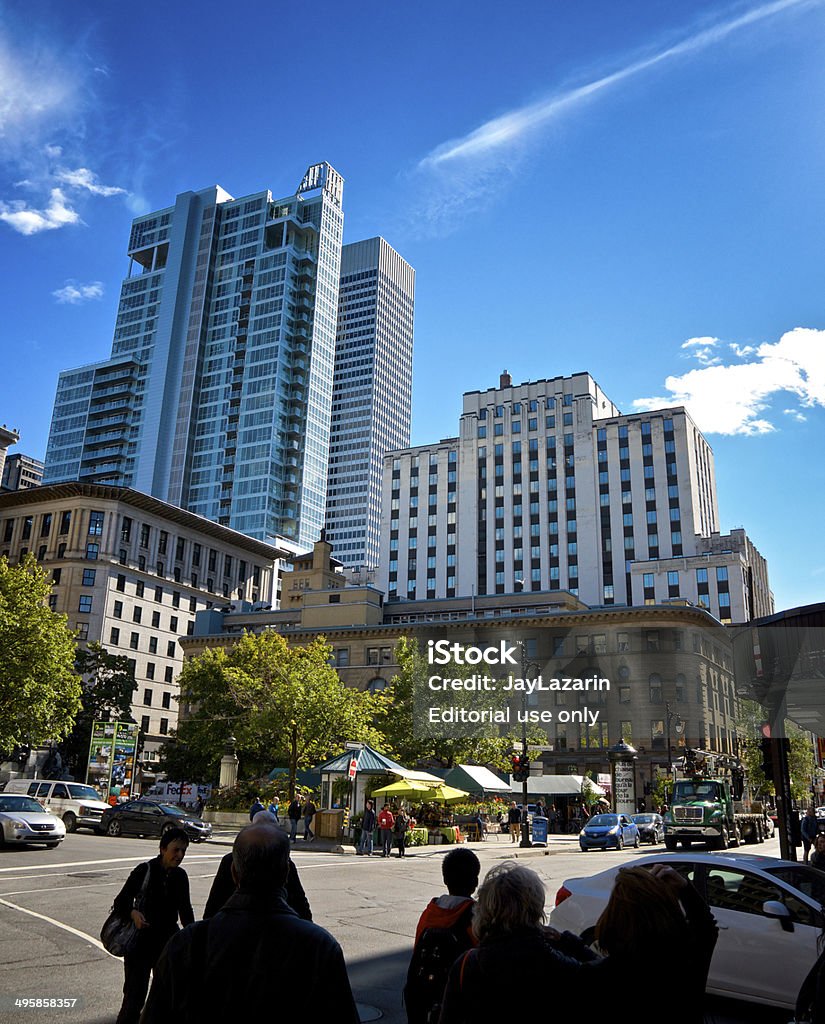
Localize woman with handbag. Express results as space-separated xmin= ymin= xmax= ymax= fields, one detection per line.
xmin=110 ymin=827 xmax=194 ymax=1024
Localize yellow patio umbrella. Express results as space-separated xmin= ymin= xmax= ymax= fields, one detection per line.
xmin=371 ymin=779 xmax=432 ymax=799
xmin=421 ymin=784 xmax=469 ymax=804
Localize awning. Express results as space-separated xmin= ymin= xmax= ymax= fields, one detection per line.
xmin=508 ymin=774 xmax=606 ymax=797
xmin=444 ymin=764 xmax=510 ymax=794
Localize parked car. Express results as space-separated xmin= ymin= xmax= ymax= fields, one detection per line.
xmin=100 ymin=800 xmax=212 ymax=842
xmin=3 ymin=778 xmax=109 ymax=833
xmin=549 ymin=851 xmax=825 ymax=1009
xmin=631 ymin=812 xmax=665 ymax=844
xmin=0 ymin=794 xmax=66 ymax=848
xmin=579 ymin=813 xmax=640 ymax=851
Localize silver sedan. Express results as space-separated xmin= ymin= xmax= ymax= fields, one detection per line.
xmin=0 ymin=794 xmax=66 ymax=848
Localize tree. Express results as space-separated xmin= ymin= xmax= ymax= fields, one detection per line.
xmin=380 ymin=636 xmax=545 ymax=771
xmin=175 ymin=631 xmax=386 ymax=797
xmin=60 ymin=643 xmax=136 ymax=778
xmin=0 ymin=554 xmax=81 ymax=753
xmin=738 ymin=698 xmax=817 ymax=801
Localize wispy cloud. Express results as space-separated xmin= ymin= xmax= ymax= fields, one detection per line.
xmin=632 ymin=327 xmax=825 ymax=435
xmin=52 ymin=280 xmax=104 ymax=305
xmin=54 ymin=167 xmax=127 ymax=197
xmin=681 ymin=337 xmax=722 ymax=366
xmin=0 ymin=27 xmax=130 ymax=237
xmin=0 ymin=188 xmax=79 ymax=235
xmin=411 ymin=0 xmax=820 ymax=230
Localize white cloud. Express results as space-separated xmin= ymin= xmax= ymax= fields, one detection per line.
xmin=55 ymin=167 xmax=127 ymax=197
xmin=632 ymin=327 xmax=825 ymax=435
xmin=681 ymin=336 xmax=722 ymax=366
xmin=0 ymin=188 xmax=80 ymax=235
xmin=52 ymin=281 xmax=104 ymax=305
xmin=411 ymin=0 xmax=820 ymax=229
xmin=0 ymin=38 xmax=77 ymax=145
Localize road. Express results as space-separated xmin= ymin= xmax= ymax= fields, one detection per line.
xmin=0 ymin=829 xmax=793 ymax=1023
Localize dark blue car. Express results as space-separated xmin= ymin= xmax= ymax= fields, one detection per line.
xmin=579 ymin=812 xmax=640 ymax=851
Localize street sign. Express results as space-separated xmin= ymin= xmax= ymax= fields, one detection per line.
xmin=347 ymin=756 xmax=358 ymax=780
xmin=345 ymin=741 xmax=364 ymax=750
xmin=528 ymin=745 xmax=552 ymax=752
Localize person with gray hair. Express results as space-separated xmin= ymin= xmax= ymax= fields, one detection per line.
xmin=140 ymin=824 xmax=358 ymax=1022
xmin=438 ymin=861 xmax=586 ymax=1023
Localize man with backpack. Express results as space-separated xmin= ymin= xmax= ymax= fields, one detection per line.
xmin=403 ymin=847 xmax=480 ymax=1024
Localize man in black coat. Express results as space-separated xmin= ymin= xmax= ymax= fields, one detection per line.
xmin=140 ymin=824 xmax=358 ymax=1022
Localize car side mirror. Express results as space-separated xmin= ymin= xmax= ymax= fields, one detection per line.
xmin=762 ymin=900 xmax=794 ymax=932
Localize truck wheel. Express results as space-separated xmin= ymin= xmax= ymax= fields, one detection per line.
xmin=718 ymin=827 xmax=729 ymax=850
xmin=62 ymin=812 xmax=77 ymax=833
xmin=664 ymin=837 xmax=677 ymax=851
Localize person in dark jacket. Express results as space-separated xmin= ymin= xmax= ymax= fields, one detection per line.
xmin=358 ymin=800 xmax=377 ymax=856
xmin=249 ymin=797 xmax=264 ymax=821
xmin=812 ymin=833 xmax=825 ymax=871
xmin=112 ymin=827 xmax=194 ymax=1024
xmin=204 ymin=810 xmax=311 ymax=920
xmin=140 ymin=824 xmax=358 ymax=1023
xmin=803 ymin=808 xmax=820 ymax=862
xmin=287 ymin=796 xmax=302 ymax=842
xmin=507 ymin=801 xmax=521 ymax=843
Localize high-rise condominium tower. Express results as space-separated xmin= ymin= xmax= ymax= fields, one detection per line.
xmin=325 ymin=238 xmax=415 ymax=571
xmin=44 ymin=164 xmax=345 ymax=548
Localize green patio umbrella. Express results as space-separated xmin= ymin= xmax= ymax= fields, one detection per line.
xmin=420 ymin=784 xmax=469 ymax=803
xmin=371 ymin=779 xmax=432 ymax=799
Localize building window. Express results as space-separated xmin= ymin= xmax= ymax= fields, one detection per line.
xmin=85 ymin=543 xmax=99 ymax=560
xmin=146 ymin=662 xmax=155 ymax=680
xmin=110 ymin=627 xmax=120 ymax=645
xmin=130 ymin=632 xmax=139 ymax=650
xmin=172 ymin=591 xmax=180 ymax=609
xmin=159 ymin=718 xmax=168 ymax=736
xmin=164 ymin=666 xmax=173 ymax=683
xmin=59 ymin=510 xmax=71 ymax=535
xmin=78 ymin=595 xmax=93 ymax=613
xmin=162 ymin=691 xmax=171 ymax=710
xmin=76 ymin=622 xmax=89 ymax=640
xmin=155 ymin=585 xmax=163 ymax=602
xmin=48 ymin=594 xmax=58 ymax=611
xmin=651 ymin=720 xmax=665 ymax=750
xmin=133 ymin=606 xmax=142 ymax=624
xmin=121 ymin=517 xmax=132 ymax=543
xmin=167 ymin=641 xmax=176 ymax=657
xmin=152 ymin=610 xmax=160 ymax=628
xmin=82 ymin=568 xmax=96 ymax=586
xmin=649 ymin=674 xmax=663 ymax=703
xmin=88 ymin=511 xmax=104 ymax=536
xmin=140 ymin=523 xmax=151 ymax=548
xmin=143 ymin=688 xmax=152 ymax=706
xmin=141 ymin=715 xmax=150 ymax=733
xmin=149 ymin=637 xmax=158 ymax=654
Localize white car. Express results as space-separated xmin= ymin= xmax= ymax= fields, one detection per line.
xmin=549 ymin=851 xmax=825 ymax=1010
xmin=0 ymin=794 xmax=66 ymax=848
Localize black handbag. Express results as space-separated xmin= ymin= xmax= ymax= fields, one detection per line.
xmin=101 ymin=862 xmax=151 ymax=957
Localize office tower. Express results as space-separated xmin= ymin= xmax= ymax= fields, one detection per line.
xmin=2 ymin=452 xmax=44 ymax=491
xmin=0 ymin=425 xmax=19 ymax=487
xmin=377 ymin=371 xmax=772 ymax=624
xmin=325 ymin=238 xmax=415 ymax=571
xmin=44 ymin=164 xmax=345 ymax=549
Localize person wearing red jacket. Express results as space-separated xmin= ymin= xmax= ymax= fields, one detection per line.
xmin=378 ymin=804 xmax=395 ymax=858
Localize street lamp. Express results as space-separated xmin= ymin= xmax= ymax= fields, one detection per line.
xmin=515 ymin=641 xmax=540 ymax=848
xmin=665 ymin=702 xmax=684 ymax=779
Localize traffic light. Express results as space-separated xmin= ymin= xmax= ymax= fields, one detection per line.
xmin=760 ymin=737 xmax=773 ymax=781
xmin=511 ymin=754 xmax=530 ymax=782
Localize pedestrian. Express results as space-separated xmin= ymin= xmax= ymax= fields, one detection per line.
xmin=194 ymin=794 xmax=205 ymax=818
xmin=394 ymin=806 xmax=410 ymax=857
xmin=140 ymin=825 xmax=359 ymax=1022
xmin=812 ymin=833 xmax=825 ymax=871
xmin=268 ymin=797 xmax=280 ymax=823
xmin=111 ymin=827 xmax=194 ymax=1024
xmin=287 ymin=795 xmax=302 ymax=842
xmin=404 ymin=848 xmax=480 ymax=1024
xmin=358 ymin=799 xmax=376 ymax=856
xmin=204 ymin=811 xmax=311 ymax=920
xmin=438 ymin=862 xmax=584 ymax=1023
xmin=249 ymin=796 xmax=264 ymax=821
xmin=507 ymin=800 xmax=521 ymax=843
xmin=803 ymin=808 xmax=820 ymax=862
xmin=302 ymin=795 xmax=317 ymax=841
xmin=548 ymin=804 xmax=559 ymax=834
xmin=378 ymin=803 xmax=395 ymax=857
xmin=535 ymin=799 xmax=548 ymax=819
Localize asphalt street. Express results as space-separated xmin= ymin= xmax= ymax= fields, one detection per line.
xmin=0 ymin=829 xmax=792 ymax=1023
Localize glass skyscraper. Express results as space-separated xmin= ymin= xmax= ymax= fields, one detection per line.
xmin=44 ymin=164 xmax=345 ymax=548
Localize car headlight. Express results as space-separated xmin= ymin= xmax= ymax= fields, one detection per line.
xmin=608 ymin=826 xmax=619 ymax=833
xmin=10 ymin=819 xmax=29 ymax=830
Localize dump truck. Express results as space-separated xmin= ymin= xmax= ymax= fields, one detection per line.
xmin=662 ymin=750 xmax=766 ymax=851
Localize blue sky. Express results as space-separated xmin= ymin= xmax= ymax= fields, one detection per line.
xmin=1 ymin=0 xmax=823 ymax=612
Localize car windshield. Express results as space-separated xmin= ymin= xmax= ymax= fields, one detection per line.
xmin=67 ymin=784 xmax=103 ymax=802
xmin=764 ymin=865 xmax=825 ymax=908
xmin=158 ymin=804 xmax=185 ymax=816
xmin=0 ymin=796 xmax=44 ymax=813
xmin=588 ymin=814 xmax=618 ymax=827
xmin=633 ymin=814 xmax=656 ymax=823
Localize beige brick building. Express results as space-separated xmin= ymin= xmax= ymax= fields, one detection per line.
xmin=0 ymin=483 xmax=282 ymax=770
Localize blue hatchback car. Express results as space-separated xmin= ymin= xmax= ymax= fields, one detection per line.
xmin=579 ymin=812 xmax=640 ymax=851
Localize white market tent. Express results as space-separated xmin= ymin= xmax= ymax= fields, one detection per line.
xmin=443 ymin=764 xmax=511 ymax=795
xmin=507 ymin=774 xmax=606 ymax=797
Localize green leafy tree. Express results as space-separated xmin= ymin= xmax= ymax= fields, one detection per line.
xmin=738 ymin=698 xmax=817 ymax=801
xmin=60 ymin=643 xmax=136 ymax=777
xmin=0 ymin=554 xmax=81 ymax=752
xmin=380 ymin=636 xmax=545 ymax=771
xmin=175 ymin=632 xmax=386 ymax=797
